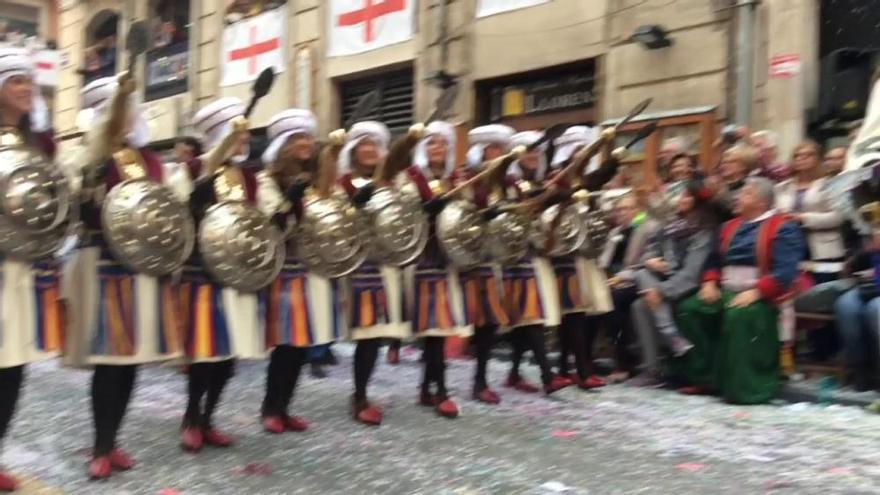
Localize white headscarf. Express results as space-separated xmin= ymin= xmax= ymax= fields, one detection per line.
xmin=338 ymin=120 xmax=390 ymax=175
xmin=508 ymin=130 xmax=548 ymax=181
xmin=551 ymin=125 xmax=596 ymax=168
xmin=261 ymin=108 xmax=317 ymax=166
xmin=413 ymin=120 xmax=456 ymax=179
xmin=79 ymin=76 xmax=151 ymax=148
xmin=192 ymin=97 xmax=248 ymax=164
xmin=466 ymin=124 xmax=515 ymax=169
xmin=0 ymin=46 xmax=50 ymax=132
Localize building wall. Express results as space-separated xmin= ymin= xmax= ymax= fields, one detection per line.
xmin=52 ymin=0 xmax=819 ymax=156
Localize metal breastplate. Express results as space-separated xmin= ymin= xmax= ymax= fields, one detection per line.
xmin=198 ymin=167 xmax=285 ymax=291
xmin=0 ymin=128 xmax=78 ymax=261
xmin=101 ymin=146 xmax=194 ymax=275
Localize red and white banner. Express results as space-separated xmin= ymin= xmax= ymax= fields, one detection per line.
xmin=220 ymin=7 xmax=286 ymax=87
xmin=476 ymin=0 xmax=548 ymax=18
xmin=33 ymin=50 xmax=61 ymax=87
xmin=327 ymin=0 xmax=415 ymax=57
xmin=769 ymin=54 xmax=801 ymax=79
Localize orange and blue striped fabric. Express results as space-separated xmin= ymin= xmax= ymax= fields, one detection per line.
xmin=33 ymin=262 xmax=64 ymax=353
xmin=553 ymin=257 xmax=583 ymax=312
xmin=349 ymin=263 xmax=389 ymax=328
xmin=412 ymin=269 xmax=455 ymax=333
xmin=502 ymin=264 xmax=544 ymax=326
xmin=180 ymin=280 xmax=231 ymax=360
xmin=460 ymin=265 xmax=508 ymax=327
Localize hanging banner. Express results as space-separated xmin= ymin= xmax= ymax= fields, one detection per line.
xmin=476 ymin=0 xmax=549 ymax=18
xmin=327 ymin=0 xmax=415 ymax=57
xmin=33 ymin=49 xmax=61 ymax=87
xmin=220 ymin=7 xmax=286 ymax=87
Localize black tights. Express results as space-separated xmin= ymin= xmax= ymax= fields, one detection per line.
xmin=557 ymin=313 xmax=590 ymax=379
xmin=185 ymin=360 xmax=234 ymax=429
xmin=262 ymin=346 xmax=306 ymax=417
xmin=472 ymin=325 xmax=497 ymax=391
xmin=353 ymin=339 xmax=380 ymax=402
xmin=0 ymin=366 xmax=24 ymax=447
xmin=421 ymin=337 xmax=447 ymax=397
xmin=509 ymin=325 xmax=553 ymax=385
xmin=91 ymin=365 xmax=137 ymax=457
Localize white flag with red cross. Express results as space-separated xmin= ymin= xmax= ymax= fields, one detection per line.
xmin=327 ymin=0 xmax=415 ymax=57
xmin=220 ymin=7 xmax=286 ymax=87
xmin=476 ymin=0 xmax=549 ymax=17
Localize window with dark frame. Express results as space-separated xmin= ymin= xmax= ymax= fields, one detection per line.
xmin=339 ymin=67 xmax=414 ymax=136
xmin=144 ymin=0 xmax=190 ymax=102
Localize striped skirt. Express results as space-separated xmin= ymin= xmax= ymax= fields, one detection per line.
xmin=408 ymin=264 xmax=471 ymax=338
xmin=179 ymin=267 xmax=264 ymax=362
xmin=263 ymin=263 xmax=341 ymax=349
xmin=0 ymin=260 xmax=64 ymax=369
xmin=342 ymin=263 xmax=410 ymax=341
xmin=553 ymin=256 xmax=612 ymax=315
xmin=459 ymin=264 xmax=509 ymax=328
xmin=503 ymin=257 xmax=561 ymax=328
xmin=63 ymin=244 xmax=182 ymax=366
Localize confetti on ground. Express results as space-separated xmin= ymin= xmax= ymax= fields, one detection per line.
xmin=4 ymin=345 xmax=880 ymax=494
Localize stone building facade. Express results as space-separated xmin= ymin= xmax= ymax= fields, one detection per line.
xmin=50 ymin=0 xmax=820 ymax=160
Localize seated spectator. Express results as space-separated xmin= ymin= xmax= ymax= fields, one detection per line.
xmin=824 ymin=146 xmax=847 ymax=177
xmin=833 ymin=237 xmax=880 ymax=391
xmin=630 ymin=182 xmax=714 ymax=385
xmin=674 ymin=177 xmax=804 ymax=404
xmin=646 ymin=152 xmax=699 ymax=221
xmin=705 ymin=144 xmax=756 ymax=222
xmin=657 ymin=137 xmax=686 ymax=182
xmin=750 ymin=130 xmax=792 ymax=182
xmin=597 ymin=194 xmax=660 ymax=380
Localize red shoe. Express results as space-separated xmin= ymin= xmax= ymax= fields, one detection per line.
xmin=419 ymin=391 xmax=439 ymax=407
xmin=261 ymin=415 xmax=286 ymax=434
xmin=677 ymin=385 xmax=711 ymax=395
xmin=505 ymin=375 xmax=541 ymax=394
xmin=472 ymin=388 xmax=501 ymax=405
xmin=108 ymin=449 xmax=135 ymax=471
xmin=575 ymin=375 xmax=606 ymax=390
xmin=0 ymin=471 xmax=18 ymax=492
xmin=436 ymin=398 xmax=459 ymax=418
xmin=544 ymin=375 xmax=574 ymax=395
xmin=353 ymin=401 xmax=383 ymax=426
xmin=180 ymin=427 xmax=204 ymax=452
xmin=387 ymin=347 xmax=400 ymax=365
xmin=88 ymin=456 xmax=112 ymax=480
xmin=285 ymin=416 xmax=309 ymax=432
xmin=203 ymin=428 xmax=233 ymax=447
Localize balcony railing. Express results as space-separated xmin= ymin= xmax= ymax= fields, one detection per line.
xmin=144 ymin=41 xmax=188 ymax=102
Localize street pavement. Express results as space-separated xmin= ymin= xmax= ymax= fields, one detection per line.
xmin=5 ymin=344 xmax=880 ymax=494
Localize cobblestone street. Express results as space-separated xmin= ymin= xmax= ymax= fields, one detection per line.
xmin=5 ymin=345 xmax=880 ymax=494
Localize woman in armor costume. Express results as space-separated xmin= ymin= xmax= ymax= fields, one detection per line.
xmin=0 ymin=47 xmax=66 ymax=493
xmin=452 ymin=125 xmax=515 ymax=400
xmin=403 ymin=120 xmax=470 ymax=417
xmin=170 ymin=97 xmax=265 ymax=451
xmin=546 ymin=126 xmax=618 ymax=389
xmin=338 ymin=121 xmax=410 ymax=425
xmin=64 ymin=74 xmax=184 ymax=480
xmin=500 ymin=131 xmax=572 ymax=396
xmin=257 ymin=108 xmax=341 ymax=433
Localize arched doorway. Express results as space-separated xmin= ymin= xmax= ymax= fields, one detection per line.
xmin=81 ymin=9 xmax=119 ymax=85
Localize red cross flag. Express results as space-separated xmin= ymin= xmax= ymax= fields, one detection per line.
xmin=221 ymin=7 xmax=286 ymax=87
xmin=328 ymin=0 xmax=415 ymax=57
xmin=33 ymin=50 xmax=61 ymax=87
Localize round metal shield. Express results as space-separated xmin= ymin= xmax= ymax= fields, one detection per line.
xmin=579 ymin=207 xmax=612 ymax=258
xmin=0 ymin=143 xmax=71 ymax=233
xmin=294 ymin=196 xmax=366 ymax=278
xmin=436 ymin=199 xmax=485 ymax=269
xmin=199 ymin=201 xmax=284 ymax=292
xmin=102 ymin=178 xmax=195 ymax=276
xmin=363 ymin=187 xmax=427 ymax=266
xmin=531 ymin=204 xmax=587 ymax=258
xmin=485 ymin=209 xmax=531 ymax=265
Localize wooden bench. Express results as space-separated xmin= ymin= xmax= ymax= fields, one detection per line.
xmin=793 ymin=312 xmax=847 ymax=383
